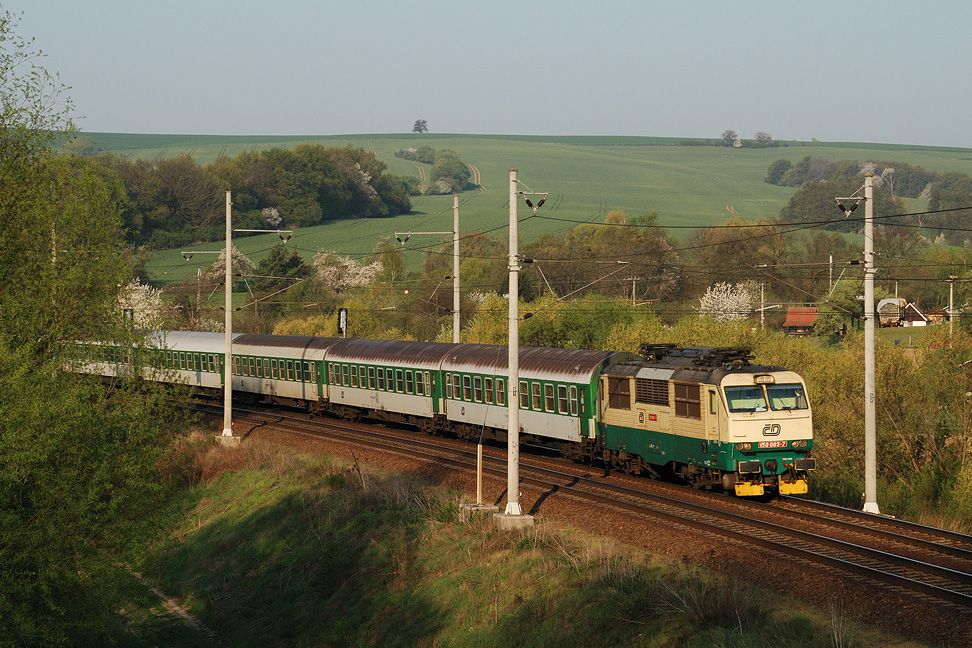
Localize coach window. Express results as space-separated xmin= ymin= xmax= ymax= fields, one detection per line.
xmin=256 ymin=358 xmax=264 ymax=378
xmin=463 ymin=375 xmax=472 ymax=400
xmin=452 ymin=373 xmax=461 ymax=399
xmin=485 ymin=378 xmax=494 ymax=404
xmin=569 ymin=386 xmax=579 ymax=416
xmin=326 ymin=363 xmax=333 ymax=383
xmin=179 ymin=352 xmax=185 ymax=369
xmin=209 ymin=355 xmax=216 ymax=372
xmin=674 ymin=383 xmax=701 ymax=419
xmin=385 ymin=368 xmax=393 ymax=390
xmin=376 ymin=367 xmax=385 ymax=390
xmin=342 ymin=364 xmax=350 ymax=386
xmin=519 ymin=381 xmax=529 ymax=409
xmin=497 ymin=378 xmax=506 ymax=406
xmin=271 ymin=360 xmax=278 ymax=379
xmin=544 ymin=384 xmax=554 ymax=412
xmin=445 ymin=373 xmax=453 ymax=398
xmin=396 ymin=369 xmax=404 ymax=392
xmin=233 ymin=356 xmax=240 ymax=374
xmin=558 ymin=385 xmax=568 ymax=414
xmin=532 ymin=383 xmax=542 ymax=411
xmin=285 ymin=360 xmax=293 ymax=381
xmin=416 ymin=371 xmax=425 ymax=395
xmin=368 ymin=367 xmax=375 ymax=389
xmin=359 ymin=366 xmax=366 ymax=385
xmin=608 ymin=377 xmax=630 ymax=409
xmin=247 ymin=357 xmax=255 ymax=376
xmin=303 ymin=362 xmax=311 ymax=381
xmin=405 ymin=370 xmax=414 ymax=394
xmin=474 ymin=376 xmax=483 ymax=402
xmin=424 ymin=372 xmax=431 ymax=396
xmin=350 ymin=365 xmax=358 ymax=387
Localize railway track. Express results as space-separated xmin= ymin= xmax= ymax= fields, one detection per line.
xmin=196 ymin=402 xmax=972 ymax=612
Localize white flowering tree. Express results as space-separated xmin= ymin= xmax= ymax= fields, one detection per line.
xmin=261 ymin=206 xmax=282 ymax=228
xmin=313 ymin=251 xmax=381 ymax=292
xmin=117 ymin=278 xmax=167 ymax=329
xmin=204 ymin=245 xmax=255 ymax=284
xmin=698 ymin=281 xmax=758 ymax=322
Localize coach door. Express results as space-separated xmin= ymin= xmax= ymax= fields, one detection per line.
xmin=704 ymin=388 xmax=719 ymax=442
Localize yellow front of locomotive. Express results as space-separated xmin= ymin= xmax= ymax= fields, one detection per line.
xmin=720 ymin=370 xmax=815 ymax=497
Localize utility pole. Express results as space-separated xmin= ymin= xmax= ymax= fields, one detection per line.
xmin=222 ymin=191 xmax=236 ymax=442
xmin=837 ymin=175 xmax=878 ymax=514
xmin=196 ymin=268 xmax=202 ymax=323
xmin=453 ymin=194 xmax=461 ymax=343
xmin=949 ymin=275 xmax=957 ymax=338
xmin=829 ymin=253 xmax=833 ymax=294
xmin=501 ymin=169 xmax=524 ymax=520
xmin=626 ymin=277 xmax=641 ymax=307
xmin=862 ymin=174 xmax=879 ymax=514
xmin=494 ymin=168 xmax=539 ymax=529
xmin=760 ymin=283 xmax=765 ymax=330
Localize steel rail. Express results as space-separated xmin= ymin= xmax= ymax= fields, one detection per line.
xmin=197 ymin=403 xmax=972 ymax=608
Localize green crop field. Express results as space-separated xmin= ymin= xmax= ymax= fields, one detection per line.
xmin=85 ymin=132 xmax=972 ymax=286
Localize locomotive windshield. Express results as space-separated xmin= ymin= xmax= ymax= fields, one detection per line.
xmin=766 ymin=383 xmax=808 ymax=411
xmin=725 ymin=386 xmax=767 ymax=412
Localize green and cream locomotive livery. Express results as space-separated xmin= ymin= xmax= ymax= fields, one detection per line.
xmin=597 ymin=346 xmax=814 ymax=496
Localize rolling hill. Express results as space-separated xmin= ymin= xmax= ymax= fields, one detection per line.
xmin=83 ymin=133 xmax=972 ymax=285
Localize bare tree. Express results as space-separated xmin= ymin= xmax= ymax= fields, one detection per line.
xmin=721 ymin=129 xmax=738 ymax=147
xmin=412 ymin=119 xmax=429 ymax=134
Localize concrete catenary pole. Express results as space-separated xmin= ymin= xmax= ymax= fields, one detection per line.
xmin=505 ymin=169 xmax=522 ymax=516
xmin=453 ymin=194 xmax=461 ymax=344
xmin=760 ymin=283 xmax=765 ymax=330
xmin=862 ymin=174 xmax=879 ymax=514
xmin=949 ymin=276 xmax=956 ymax=338
xmin=222 ymin=191 xmax=234 ymax=439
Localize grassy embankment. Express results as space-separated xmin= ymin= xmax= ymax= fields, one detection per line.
xmin=84 ymin=132 xmax=972 ymax=287
xmin=108 ymin=435 xmax=906 ymax=647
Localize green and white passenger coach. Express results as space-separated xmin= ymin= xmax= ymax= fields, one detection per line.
xmin=73 ymin=332 xmax=815 ymax=497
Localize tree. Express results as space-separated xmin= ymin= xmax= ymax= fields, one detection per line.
xmin=313 ymin=251 xmax=381 ymax=293
xmin=698 ymin=281 xmax=758 ymax=321
xmin=412 ymin=119 xmax=428 ymax=133
xmin=253 ymin=244 xmax=309 ymax=291
xmin=753 ymin=131 xmax=773 ymax=146
xmin=721 ymin=129 xmax=737 ymax=147
xmin=765 ymin=159 xmax=792 ymax=185
xmin=0 ymin=11 xmax=183 ymax=642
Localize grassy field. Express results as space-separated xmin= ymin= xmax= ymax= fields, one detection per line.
xmin=85 ymin=132 xmax=972 ymax=286
xmin=107 ymin=436 xmax=902 ymax=647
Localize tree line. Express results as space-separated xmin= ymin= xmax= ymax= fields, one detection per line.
xmin=84 ymin=144 xmax=414 ymax=250
xmin=766 ymin=155 xmax=972 ymax=245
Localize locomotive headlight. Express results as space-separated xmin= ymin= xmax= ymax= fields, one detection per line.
xmin=738 ymin=442 xmax=753 ymax=451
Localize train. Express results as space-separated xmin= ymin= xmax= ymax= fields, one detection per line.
xmin=72 ymin=331 xmax=815 ymax=497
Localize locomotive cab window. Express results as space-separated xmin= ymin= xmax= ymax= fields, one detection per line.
xmin=674 ymin=383 xmax=701 ymax=419
xmin=724 ymin=386 xmax=767 ymax=413
xmin=608 ymin=377 xmax=631 ymax=410
xmin=709 ymin=391 xmax=718 ymax=415
xmin=766 ymin=383 xmax=808 ymax=411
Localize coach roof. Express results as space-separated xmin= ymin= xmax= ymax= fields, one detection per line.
xmin=442 ymin=344 xmax=630 ymax=383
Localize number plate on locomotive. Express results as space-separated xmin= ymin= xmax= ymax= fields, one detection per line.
xmin=757 ymin=440 xmax=787 ymax=449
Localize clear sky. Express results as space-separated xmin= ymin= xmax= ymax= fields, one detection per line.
xmin=8 ymin=0 xmax=972 ymax=147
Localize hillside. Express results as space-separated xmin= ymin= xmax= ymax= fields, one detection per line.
xmin=83 ymin=132 xmax=972 ymax=285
